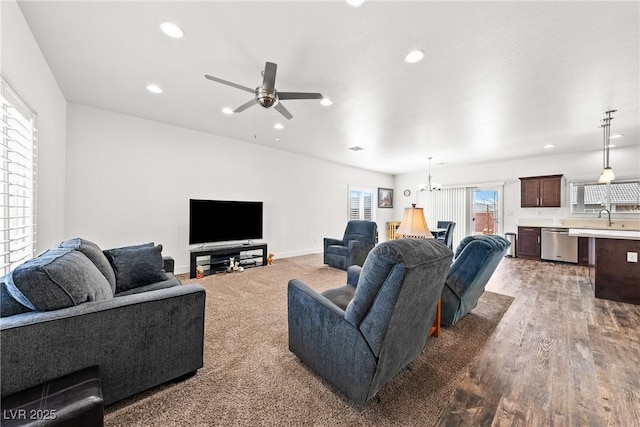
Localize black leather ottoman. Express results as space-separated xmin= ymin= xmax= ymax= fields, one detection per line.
xmin=1 ymin=366 xmax=103 ymax=427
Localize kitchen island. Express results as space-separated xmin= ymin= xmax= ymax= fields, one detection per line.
xmin=569 ymin=228 xmax=640 ymax=305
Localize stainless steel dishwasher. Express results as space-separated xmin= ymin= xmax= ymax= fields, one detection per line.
xmin=541 ymin=228 xmax=578 ymax=263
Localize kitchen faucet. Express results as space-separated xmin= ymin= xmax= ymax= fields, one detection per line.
xmin=598 ymin=208 xmax=613 ymax=227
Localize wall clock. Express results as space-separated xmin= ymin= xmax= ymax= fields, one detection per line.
xmin=403 ymin=189 xmax=411 ymax=197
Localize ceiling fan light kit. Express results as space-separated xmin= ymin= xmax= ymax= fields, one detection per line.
xmin=205 ymin=61 xmax=324 ymax=120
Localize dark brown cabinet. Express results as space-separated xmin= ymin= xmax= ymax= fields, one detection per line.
xmin=519 ymin=175 xmax=562 ymax=207
xmin=592 ymin=238 xmax=640 ymax=305
xmin=577 ymin=237 xmax=589 ymax=266
xmin=517 ymin=226 xmax=541 ymax=260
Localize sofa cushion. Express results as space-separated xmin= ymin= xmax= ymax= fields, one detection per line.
xmin=103 ymin=244 xmax=167 ymax=294
xmin=115 ymin=273 xmax=181 ymax=296
xmin=321 ymin=284 xmax=356 ymax=311
xmin=59 ymin=238 xmax=116 ymax=294
xmin=6 ymin=247 xmax=113 ymax=312
xmin=0 ymin=279 xmax=33 ymax=317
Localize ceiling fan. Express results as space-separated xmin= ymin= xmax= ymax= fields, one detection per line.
xmin=205 ymin=61 xmax=323 ymax=120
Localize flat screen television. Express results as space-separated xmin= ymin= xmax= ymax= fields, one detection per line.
xmin=189 ymin=199 xmax=263 ymax=245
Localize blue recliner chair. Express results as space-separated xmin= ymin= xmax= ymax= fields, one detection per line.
xmin=323 ymin=220 xmax=377 ymax=271
xmin=440 ymin=235 xmax=510 ymax=326
xmin=288 ymin=239 xmax=453 ymax=404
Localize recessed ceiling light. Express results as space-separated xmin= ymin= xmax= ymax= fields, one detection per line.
xmin=404 ymin=49 xmax=425 ymax=64
xmin=221 ymin=107 xmax=234 ymax=115
xmin=146 ymin=84 xmax=163 ymax=94
xmin=544 ymin=144 xmax=554 ymax=149
xmin=609 ymin=134 xmax=624 ymax=139
xmin=606 ymin=144 xmax=616 ymax=148
xmin=274 ymin=123 xmax=284 ymax=130
xmin=345 ymin=0 xmax=365 ymax=7
xmin=320 ymin=98 xmax=333 ymax=106
xmin=160 ymin=22 xmax=184 ymax=39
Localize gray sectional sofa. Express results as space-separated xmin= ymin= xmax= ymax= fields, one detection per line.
xmin=0 ymin=238 xmax=206 ymax=406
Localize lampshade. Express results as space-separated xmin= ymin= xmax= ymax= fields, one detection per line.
xmin=395 ymin=204 xmax=432 ymax=238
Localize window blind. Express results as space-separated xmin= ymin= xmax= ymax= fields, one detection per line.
xmin=420 ymin=187 xmax=468 ymax=248
xmin=1 ymin=77 xmax=37 ymax=276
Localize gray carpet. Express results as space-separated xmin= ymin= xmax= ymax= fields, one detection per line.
xmin=105 ymin=254 xmax=513 ymax=426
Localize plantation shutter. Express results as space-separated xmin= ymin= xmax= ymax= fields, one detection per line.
xmin=349 ymin=188 xmax=375 ymax=221
xmin=363 ymin=191 xmax=373 ymax=220
xmin=350 ymin=190 xmax=361 ymax=220
xmin=1 ymin=78 xmax=37 ymax=276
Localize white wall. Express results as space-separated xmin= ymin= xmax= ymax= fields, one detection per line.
xmin=1 ymin=0 xmax=67 ymax=251
xmin=65 ymin=103 xmax=394 ymax=273
xmin=394 ymin=144 xmax=640 ymax=235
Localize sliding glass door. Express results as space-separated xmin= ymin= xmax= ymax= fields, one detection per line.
xmin=471 ymin=188 xmax=502 ymax=236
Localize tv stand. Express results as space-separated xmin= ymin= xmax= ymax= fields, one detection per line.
xmin=190 ymin=243 xmax=267 ymax=278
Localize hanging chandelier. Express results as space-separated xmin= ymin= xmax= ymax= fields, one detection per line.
xmin=598 ymin=110 xmax=616 ymax=184
xmin=426 ymin=157 xmax=442 ymax=191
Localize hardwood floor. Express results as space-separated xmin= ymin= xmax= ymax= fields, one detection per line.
xmin=438 ymin=257 xmax=640 ymax=426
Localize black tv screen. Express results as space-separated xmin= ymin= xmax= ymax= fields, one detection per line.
xmin=189 ymin=199 xmax=263 ymax=244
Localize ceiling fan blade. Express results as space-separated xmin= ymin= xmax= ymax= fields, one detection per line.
xmin=274 ymin=103 xmax=293 ymax=120
xmin=204 ymin=74 xmax=255 ymax=94
xmin=234 ymin=99 xmax=258 ymax=113
xmin=277 ymin=92 xmax=324 ymax=100
xmin=262 ymin=62 xmax=278 ymax=92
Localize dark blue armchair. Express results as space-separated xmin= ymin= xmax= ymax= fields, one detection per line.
xmin=323 ymin=220 xmax=377 ymax=271
xmin=288 ymin=239 xmax=453 ymax=404
xmin=441 ymin=235 xmax=510 ymax=326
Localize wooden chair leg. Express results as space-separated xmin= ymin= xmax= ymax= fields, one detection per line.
xmin=428 ymin=298 xmax=442 ymax=338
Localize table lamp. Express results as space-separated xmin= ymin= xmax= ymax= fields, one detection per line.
xmin=395 ymin=204 xmax=432 ymax=238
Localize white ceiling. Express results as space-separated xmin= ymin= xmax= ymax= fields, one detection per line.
xmin=17 ymin=1 xmax=640 ymax=175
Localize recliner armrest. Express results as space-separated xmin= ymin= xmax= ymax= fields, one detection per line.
xmin=324 ymin=237 xmax=344 ymax=247
xmin=347 ymin=265 xmax=362 ymax=287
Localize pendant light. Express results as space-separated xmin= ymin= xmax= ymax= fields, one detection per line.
xmin=427 ymin=156 xmax=441 ymax=191
xmin=598 ymin=110 xmax=616 ymax=184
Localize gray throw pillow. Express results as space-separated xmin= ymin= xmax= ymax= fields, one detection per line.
xmin=59 ymin=238 xmax=116 ymax=294
xmin=6 ymin=247 xmax=113 ymax=312
xmin=103 ymin=244 xmax=167 ymax=294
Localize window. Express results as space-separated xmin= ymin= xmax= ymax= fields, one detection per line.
xmin=349 ymin=187 xmax=375 ymax=221
xmin=1 ymin=77 xmax=38 ymax=276
xmin=570 ymin=179 xmax=640 ymax=214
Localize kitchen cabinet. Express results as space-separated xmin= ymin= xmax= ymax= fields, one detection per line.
xmin=578 ymin=237 xmax=589 ymax=266
xmin=517 ymin=226 xmax=541 ymax=260
xmin=589 ymin=237 xmax=640 ymax=305
xmin=519 ymin=174 xmax=562 ymax=208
